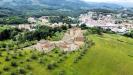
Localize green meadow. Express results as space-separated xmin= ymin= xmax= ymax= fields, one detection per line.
xmin=0 ymin=33 xmax=133 ymax=75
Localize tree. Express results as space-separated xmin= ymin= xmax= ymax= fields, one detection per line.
xmin=80 ymin=24 xmax=87 ymax=29
xmin=2 ymin=16 xmax=28 ymax=24
xmin=124 ymin=30 xmax=133 ymax=38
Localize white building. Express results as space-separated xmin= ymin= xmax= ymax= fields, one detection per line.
xmin=28 ymin=17 xmax=36 ymax=24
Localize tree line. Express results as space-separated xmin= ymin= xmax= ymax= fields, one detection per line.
xmin=0 ymin=16 xmax=28 ymax=24
xmin=0 ymin=25 xmax=68 ymax=42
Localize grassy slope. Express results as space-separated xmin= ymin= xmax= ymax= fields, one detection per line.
xmin=0 ymin=33 xmax=133 ymax=75
xmin=51 ymin=34 xmax=133 ymax=75
xmin=72 ymin=34 xmax=133 ymax=75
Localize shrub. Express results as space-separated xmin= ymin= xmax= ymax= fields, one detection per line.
xmin=0 ymin=71 xmax=2 ymax=74
xmin=11 ymin=61 xmax=18 ymax=67
xmin=18 ymin=67 xmax=26 ymax=74
xmin=26 ymin=58 xmax=32 ymax=62
xmin=63 ymin=56 xmax=68 ymax=59
xmin=25 ymin=65 xmax=32 ymax=70
xmin=53 ymin=62 xmax=58 ymax=67
xmin=19 ymin=60 xmax=24 ymax=64
xmin=59 ymin=58 xmax=64 ymax=62
xmin=5 ymin=56 xmax=11 ymax=61
xmin=57 ymin=61 xmax=61 ymax=63
xmin=11 ymin=71 xmax=18 ymax=75
xmin=73 ymin=58 xmax=78 ymax=63
xmin=80 ymin=53 xmax=84 ymax=56
xmin=26 ymin=71 xmax=33 ymax=75
xmin=31 ymin=54 xmax=38 ymax=60
xmin=54 ymin=50 xmax=59 ymax=54
xmin=59 ymin=54 xmax=63 ymax=56
xmin=0 ymin=52 xmax=2 ymax=56
xmin=78 ymin=56 xmax=82 ymax=60
xmin=18 ymin=52 xmax=23 ymax=57
xmin=38 ymin=58 xmax=45 ymax=64
xmin=48 ymin=54 xmax=53 ymax=57
xmin=59 ymin=70 xmax=65 ymax=75
xmin=40 ymin=51 xmax=46 ymax=56
xmin=47 ymin=62 xmax=58 ymax=70
xmin=62 ymin=52 xmax=67 ymax=55
xmin=47 ymin=64 xmax=54 ymax=70
xmin=3 ymin=66 xmax=10 ymax=71
xmin=12 ymin=54 xmax=17 ymax=59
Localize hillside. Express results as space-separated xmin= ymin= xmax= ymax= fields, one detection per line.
xmin=0 ymin=0 xmax=123 ymax=17
xmin=0 ymin=33 xmax=133 ymax=75
xmin=0 ymin=0 xmax=122 ymax=10
xmin=85 ymin=34 xmax=133 ymax=75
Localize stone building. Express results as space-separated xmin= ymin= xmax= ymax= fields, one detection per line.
xmin=36 ymin=40 xmax=55 ymax=52
xmin=58 ymin=41 xmax=79 ymax=51
xmin=35 ymin=27 xmax=84 ymax=52
xmin=38 ymin=16 xmax=49 ymax=24
xmin=74 ymin=37 xmax=84 ymax=46
xmin=17 ymin=24 xmax=36 ymax=31
xmin=61 ymin=27 xmax=84 ymax=50
xmin=28 ymin=17 xmax=36 ymax=24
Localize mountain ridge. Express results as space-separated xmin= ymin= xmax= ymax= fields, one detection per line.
xmin=0 ymin=0 xmax=123 ymax=10
xmin=0 ymin=0 xmax=123 ymax=17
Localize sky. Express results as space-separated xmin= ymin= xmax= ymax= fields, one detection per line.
xmin=1 ymin=0 xmax=133 ymax=3
xmin=82 ymin=0 xmax=133 ymax=3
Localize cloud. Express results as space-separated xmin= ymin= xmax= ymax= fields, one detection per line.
xmin=81 ymin=0 xmax=133 ymax=3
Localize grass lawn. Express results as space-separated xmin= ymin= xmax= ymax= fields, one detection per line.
xmin=0 ymin=33 xmax=133 ymax=75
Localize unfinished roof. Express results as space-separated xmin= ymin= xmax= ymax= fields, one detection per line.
xmin=38 ymin=40 xmax=49 ymax=44
xmin=75 ymin=37 xmax=84 ymax=41
xmin=41 ymin=44 xmax=54 ymax=48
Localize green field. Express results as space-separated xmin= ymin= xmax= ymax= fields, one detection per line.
xmin=0 ymin=33 xmax=133 ymax=75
